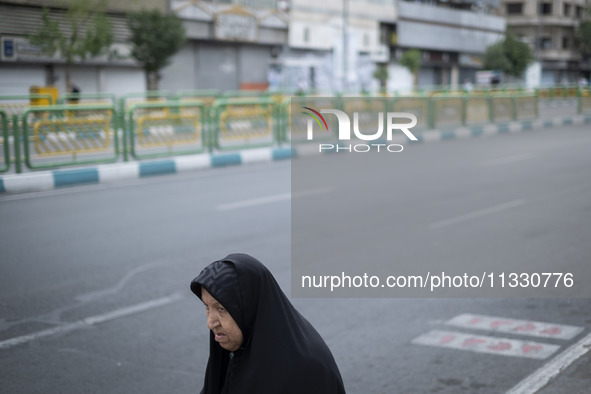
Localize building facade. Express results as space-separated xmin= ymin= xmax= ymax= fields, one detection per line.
xmin=5 ymin=0 xmax=586 ymax=95
xmin=0 ymin=0 xmax=168 ymax=96
xmin=164 ymin=0 xmax=288 ymax=92
xmin=394 ymin=0 xmax=505 ymax=89
xmin=498 ymin=0 xmax=590 ymax=84
xmin=285 ymin=0 xmax=505 ymax=93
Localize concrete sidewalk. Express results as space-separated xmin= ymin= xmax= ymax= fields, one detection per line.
xmin=1 ymin=113 xmax=590 ymax=195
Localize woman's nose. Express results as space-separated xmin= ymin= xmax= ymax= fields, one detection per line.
xmin=207 ymin=313 xmax=220 ymax=330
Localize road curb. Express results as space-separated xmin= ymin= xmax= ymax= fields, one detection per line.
xmin=0 ymin=147 xmax=293 ymax=194
xmin=1 ymin=114 xmax=590 ymax=195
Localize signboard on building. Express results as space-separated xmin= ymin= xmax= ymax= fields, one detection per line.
xmin=215 ymin=6 xmax=258 ymax=42
xmin=1 ymin=36 xmax=44 ymax=62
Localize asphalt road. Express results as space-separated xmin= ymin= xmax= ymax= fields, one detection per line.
xmin=1 ymin=124 xmax=590 ymax=393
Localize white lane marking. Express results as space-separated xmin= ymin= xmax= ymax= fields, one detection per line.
xmin=216 ymin=188 xmax=332 ymax=211
xmin=0 ymin=293 xmax=184 ymax=351
xmin=480 ymin=153 xmax=536 ymax=167
xmin=445 ymin=314 xmax=583 ymax=341
xmin=429 ymin=199 xmax=527 ymax=230
xmin=412 ymin=330 xmax=560 ymax=360
xmin=506 ymin=331 xmax=591 ymax=394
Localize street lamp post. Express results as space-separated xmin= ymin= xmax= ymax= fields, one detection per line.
xmin=343 ymin=0 xmax=349 ymax=92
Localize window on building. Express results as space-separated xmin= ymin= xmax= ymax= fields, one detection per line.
xmin=563 ymin=37 xmax=569 ymax=49
xmin=540 ymin=37 xmax=553 ymax=49
xmin=506 ymin=3 xmax=523 ymax=15
xmin=563 ymin=3 xmax=571 ymax=17
xmin=539 ymin=2 xmax=552 ymax=15
xmin=575 ymin=6 xmax=584 ymax=18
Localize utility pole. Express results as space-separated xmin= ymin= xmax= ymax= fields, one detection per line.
xmin=343 ymin=0 xmax=349 ymax=92
xmin=536 ymin=0 xmax=543 ymax=60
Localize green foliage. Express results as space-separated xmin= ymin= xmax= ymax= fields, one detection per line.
xmin=373 ymin=64 xmax=388 ymax=87
xmin=127 ymin=9 xmax=187 ymax=75
xmin=399 ymin=49 xmax=421 ymax=74
xmin=482 ymin=33 xmax=532 ymax=77
xmin=28 ymin=0 xmax=113 ymax=65
xmin=576 ymin=21 xmax=591 ymax=54
xmin=482 ymin=42 xmax=511 ymax=73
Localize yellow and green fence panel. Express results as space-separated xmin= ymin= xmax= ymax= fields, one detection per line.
xmin=342 ymin=97 xmax=390 ymax=136
xmin=0 ymin=109 xmax=9 ymax=172
xmin=431 ymin=96 xmax=464 ymax=129
xmin=1 ymin=94 xmax=56 ymax=139
xmin=464 ymin=96 xmax=491 ymax=125
xmin=392 ymin=97 xmax=430 ymax=130
xmin=211 ymin=97 xmax=280 ymax=150
xmin=176 ymin=89 xmax=221 ymax=107
xmin=580 ymin=88 xmax=591 ymax=113
xmin=127 ymin=101 xmax=208 ymax=160
xmin=514 ymin=95 xmax=538 ymax=120
xmin=21 ymin=104 xmax=119 ymax=170
xmin=119 ymin=91 xmax=174 ymax=114
xmin=0 ymin=94 xmax=55 ymax=118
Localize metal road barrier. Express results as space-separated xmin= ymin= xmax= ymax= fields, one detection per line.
xmin=57 ymin=92 xmax=117 ymax=106
xmin=580 ymin=89 xmax=591 ymax=113
xmin=0 ymin=109 xmax=9 ymax=172
xmin=0 ymin=94 xmax=55 ymax=118
xmin=392 ymin=97 xmax=430 ymax=130
xmin=221 ymin=90 xmax=269 ymax=99
xmin=1 ymin=88 xmax=588 ymax=174
xmin=490 ymin=95 xmax=514 ymax=122
xmin=127 ymin=101 xmax=208 ymax=160
xmin=514 ymin=95 xmax=538 ymax=120
xmin=177 ymin=89 xmax=220 ymax=107
xmin=431 ymin=96 xmax=464 ymax=129
xmin=212 ymin=98 xmax=279 ymax=150
xmin=343 ymin=97 xmax=389 ymax=135
xmin=464 ymin=96 xmax=491 ymax=125
xmin=20 ymin=104 xmax=119 ymax=170
xmin=119 ymin=91 xmax=174 ymax=114
xmin=0 ymin=94 xmax=56 ymax=140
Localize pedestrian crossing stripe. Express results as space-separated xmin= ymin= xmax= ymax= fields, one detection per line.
xmin=412 ymin=330 xmax=560 ymax=359
xmin=445 ymin=314 xmax=583 ymax=341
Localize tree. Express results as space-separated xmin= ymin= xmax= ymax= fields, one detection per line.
xmin=399 ymin=49 xmax=421 ymax=87
xmin=127 ymin=9 xmax=187 ymax=91
xmin=576 ymin=21 xmax=591 ymax=55
xmin=373 ymin=64 xmax=388 ymax=93
xmin=482 ymin=33 xmax=532 ymax=78
xmin=27 ymin=0 xmax=113 ymax=93
xmin=482 ymin=42 xmax=511 ymax=73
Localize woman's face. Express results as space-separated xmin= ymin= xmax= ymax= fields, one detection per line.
xmin=201 ymin=287 xmax=243 ymax=352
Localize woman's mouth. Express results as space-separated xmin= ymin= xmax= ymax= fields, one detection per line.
xmin=214 ymin=333 xmax=226 ymax=341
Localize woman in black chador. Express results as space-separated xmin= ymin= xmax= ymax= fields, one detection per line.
xmin=191 ymin=253 xmax=346 ymax=394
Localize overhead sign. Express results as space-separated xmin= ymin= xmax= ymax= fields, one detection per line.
xmin=215 ymin=7 xmax=258 ymax=42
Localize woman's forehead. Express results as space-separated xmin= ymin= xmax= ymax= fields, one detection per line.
xmin=201 ymin=287 xmax=222 ymax=306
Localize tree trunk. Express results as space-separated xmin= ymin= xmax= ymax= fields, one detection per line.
xmin=65 ymin=62 xmax=72 ymax=95
xmin=146 ymin=71 xmax=159 ymax=91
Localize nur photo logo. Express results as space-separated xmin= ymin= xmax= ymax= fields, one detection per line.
xmin=301 ymin=105 xmax=418 ymax=153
